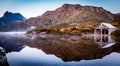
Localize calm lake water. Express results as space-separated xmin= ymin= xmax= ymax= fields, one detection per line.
xmin=0 ymin=33 xmax=120 ymax=66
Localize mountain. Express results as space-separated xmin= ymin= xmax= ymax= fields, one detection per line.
xmin=24 ymin=4 xmax=120 ymax=28
xmin=0 ymin=4 xmax=120 ymax=31
xmin=0 ymin=11 xmax=26 ymax=26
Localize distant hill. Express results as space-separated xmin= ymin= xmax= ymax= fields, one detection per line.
xmin=0 ymin=11 xmax=26 ymax=26
xmin=0 ymin=4 xmax=120 ymax=31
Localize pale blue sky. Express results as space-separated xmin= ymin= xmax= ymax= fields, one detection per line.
xmin=0 ymin=0 xmax=120 ymax=18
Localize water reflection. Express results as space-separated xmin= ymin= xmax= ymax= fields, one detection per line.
xmin=0 ymin=34 xmax=120 ymax=66
xmin=0 ymin=35 xmax=25 ymax=66
xmin=94 ymin=35 xmax=115 ymax=48
xmin=0 ymin=37 xmax=25 ymax=53
xmin=25 ymin=35 xmax=120 ymax=61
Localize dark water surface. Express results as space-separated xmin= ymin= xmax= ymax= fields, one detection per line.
xmin=0 ymin=33 xmax=120 ymax=66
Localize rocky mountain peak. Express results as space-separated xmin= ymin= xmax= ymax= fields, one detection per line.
xmin=62 ymin=4 xmax=81 ymax=9
xmin=56 ymin=4 xmax=82 ymax=11
xmin=4 ymin=11 xmax=12 ymax=16
xmin=0 ymin=11 xmax=26 ymax=26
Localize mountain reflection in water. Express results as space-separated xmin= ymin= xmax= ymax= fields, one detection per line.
xmin=0 ymin=34 xmax=120 ymax=66
xmin=24 ymin=35 xmax=120 ymax=61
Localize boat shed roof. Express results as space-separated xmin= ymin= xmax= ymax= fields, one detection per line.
xmin=101 ymin=23 xmax=116 ymax=29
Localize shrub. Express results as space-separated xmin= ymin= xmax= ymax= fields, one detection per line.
xmin=80 ymin=28 xmax=94 ymax=33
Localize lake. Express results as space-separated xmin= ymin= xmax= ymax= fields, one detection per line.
xmin=0 ymin=33 xmax=120 ymax=66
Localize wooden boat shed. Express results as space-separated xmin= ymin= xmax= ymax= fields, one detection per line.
xmin=94 ymin=23 xmax=116 ymax=35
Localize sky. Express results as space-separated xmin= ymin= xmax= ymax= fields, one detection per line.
xmin=0 ymin=0 xmax=120 ymax=18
